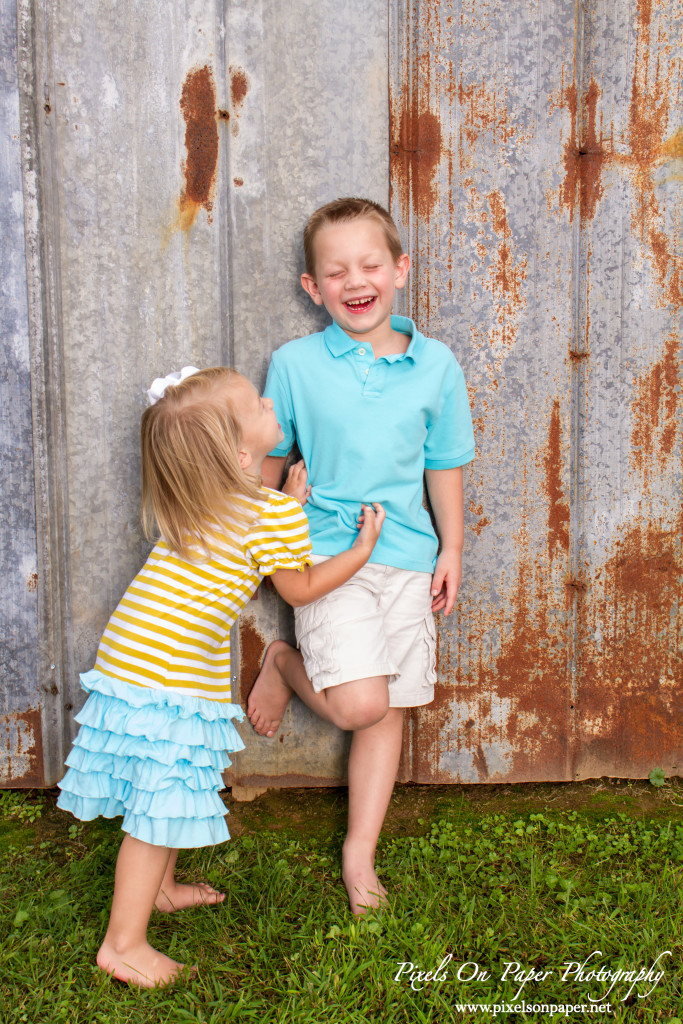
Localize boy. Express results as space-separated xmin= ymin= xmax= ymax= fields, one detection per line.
xmin=248 ymin=198 xmax=474 ymax=914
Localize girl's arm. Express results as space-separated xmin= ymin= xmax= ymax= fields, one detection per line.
xmin=425 ymin=467 xmax=464 ymax=615
xmin=270 ymin=504 xmax=385 ymax=607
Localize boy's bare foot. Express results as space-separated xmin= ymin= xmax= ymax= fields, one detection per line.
xmin=97 ymin=938 xmax=191 ymax=988
xmin=342 ymin=849 xmax=388 ymax=916
xmin=247 ymin=640 xmax=294 ymax=737
xmin=154 ymin=881 xmax=224 ymax=913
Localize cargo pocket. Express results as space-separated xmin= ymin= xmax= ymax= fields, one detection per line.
xmin=295 ymin=604 xmax=338 ymax=691
xmin=424 ymin=613 xmax=437 ymax=685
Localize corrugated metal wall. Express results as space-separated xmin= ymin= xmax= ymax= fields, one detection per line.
xmin=2 ymin=0 xmax=681 ymax=787
xmin=390 ymin=0 xmax=682 ymax=783
xmin=1 ymin=0 xmax=42 ymax=784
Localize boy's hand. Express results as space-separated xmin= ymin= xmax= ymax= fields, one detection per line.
xmin=353 ymin=502 xmax=386 ymax=552
xmin=431 ymin=548 xmax=462 ymax=614
xmin=282 ymin=459 xmax=312 ymax=506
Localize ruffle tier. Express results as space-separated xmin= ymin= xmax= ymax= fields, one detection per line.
xmin=57 ymin=669 xmax=245 ymax=848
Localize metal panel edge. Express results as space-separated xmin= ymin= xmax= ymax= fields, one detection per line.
xmin=16 ymin=0 xmax=72 ymax=785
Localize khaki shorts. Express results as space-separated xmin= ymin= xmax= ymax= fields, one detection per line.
xmin=294 ymin=558 xmax=437 ymax=708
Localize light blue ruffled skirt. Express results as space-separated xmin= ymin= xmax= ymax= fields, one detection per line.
xmin=57 ymin=669 xmax=245 ymax=848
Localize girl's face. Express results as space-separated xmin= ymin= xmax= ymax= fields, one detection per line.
xmin=234 ymin=379 xmax=283 ymax=467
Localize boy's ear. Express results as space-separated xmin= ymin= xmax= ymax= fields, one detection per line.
xmin=394 ymin=253 xmax=411 ymax=290
xmin=301 ymin=273 xmax=325 ymax=306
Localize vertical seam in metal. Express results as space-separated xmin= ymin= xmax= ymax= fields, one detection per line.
xmin=217 ymin=0 xmax=234 ymax=370
xmin=389 ymin=0 xmax=415 ymax=776
xmin=389 ymin=0 xmax=414 ymax=322
xmin=568 ymin=0 xmax=588 ymax=782
xmin=17 ymin=0 xmax=73 ymax=784
xmin=216 ymin=0 xmax=238 ymax=706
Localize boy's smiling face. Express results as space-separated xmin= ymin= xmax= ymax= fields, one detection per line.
xmin=301 ymin=217 xmax=410 ymax=348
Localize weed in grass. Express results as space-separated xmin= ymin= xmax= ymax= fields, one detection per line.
xmin=0 ymin=789 xmax=46 ymax=823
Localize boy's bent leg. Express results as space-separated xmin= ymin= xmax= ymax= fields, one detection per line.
xmin=343 ymin=707 xmax=404 ymax=915
xmin=248 ymin=640 xmax=389 ymax=735
xmin=248 ymin=640 xmax=298 ymax=737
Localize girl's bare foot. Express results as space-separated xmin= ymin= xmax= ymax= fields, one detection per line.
xmin=247 ymin=640 xmax=294 ymax=737
xmin=97 ymin=938 xmax=190 ymax=988
xmin=342 ymin=848 xmax=389 ymax=916
xmin=154 ymin=881 xmax=224 ymax=913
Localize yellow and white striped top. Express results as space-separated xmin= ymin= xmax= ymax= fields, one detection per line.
xmin=95 ymin=489 xmax=311 ymax=701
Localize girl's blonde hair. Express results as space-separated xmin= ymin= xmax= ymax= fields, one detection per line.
xmin=140 ymin=367 xmax=261 ymax=560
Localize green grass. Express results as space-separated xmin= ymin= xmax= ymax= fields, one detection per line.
xmin=0 ymin=788 xmax=681 ymax=1023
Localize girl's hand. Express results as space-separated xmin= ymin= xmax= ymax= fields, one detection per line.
xmin=353 ymin=502 xmax=386 ymax=552
xmin=282 ymin=460 xmax=312 ymax=506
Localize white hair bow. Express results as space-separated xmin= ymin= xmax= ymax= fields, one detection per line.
xmin=147 ymin=366 xmax=200 ymax=405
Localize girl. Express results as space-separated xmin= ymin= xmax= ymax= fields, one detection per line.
xmin=58 ymin=366 xmax=384 ymax=988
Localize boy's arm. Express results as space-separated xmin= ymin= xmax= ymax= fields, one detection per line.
xmin=270 ymin=504 xmax=384 ymax=607
xmin=425 ymin=467 xmax=464 ymax=615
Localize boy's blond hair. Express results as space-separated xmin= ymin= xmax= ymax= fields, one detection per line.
xmin=303 ymin=197 xmax=404 ymax=276
xmin=141 ymin=367 xmax=261 ymax=560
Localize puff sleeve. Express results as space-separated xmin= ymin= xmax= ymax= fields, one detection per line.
xmin=246 ymin=492 xmax=313 ymax=575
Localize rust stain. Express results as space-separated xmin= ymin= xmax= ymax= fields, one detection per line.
xmin=472 ymin=744 xmax=489 ymax=779
xmin=27 ymin=572 xmax=38 ymax=592
xmin=229 ymin=66 xmax=249 ymax=138
xmin=178 ymin=65 xmax=219 ymax=231
xmin=477 ymin=530 xmax=570 ymax=780
xmin=558 ymin=4 xmax=682 ymax=308
xmin=627 ymin=0 xmax=681 ymax=308
xmin=414 ymin=475 xmax=572 ymax=783
xmin=230 ymin=66 xmax=248 ymax=110
xmin=468 ymin=500 xmax=491 ymax=537
xmin=233 ymin=177 xmax=244 ymax=188
xmin=230 ymin=772 xmax=347 ymax=788
xmin=631 ymin=332 xmax=680 ymax=482
xmin=0 ymin=709 xmax=44 ymax=786
xmin=470 ymin=190 xmax=528 ymax=368
xmin=456 ymin=76 xmax=517 ymax=173
xmin=559 ymin=79 xmax=607 ymax=223
xmin=565 ymin=579 xmax=588 ymax=593
xmin=487 ymin=190 xmax=527 ymax=314
xmin=390 ymin=86 xmax=443 ymax=222
xmin=239 ymin=616 xmax=266 ymax=706
xmin=579 ymin=519 xmax=683 ymax=774
xmin=658 ymin=125 xmax=683 ymax=163
xmin=458 ymin=515 xmax=572 ymax=782
xmin=544 ymin=400 xmax=570 ymax=560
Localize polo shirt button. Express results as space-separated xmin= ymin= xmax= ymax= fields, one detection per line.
xmin=365 ymin=369 xmax=369 ymax=376
xmin=357 ymin=347 xmax=366 ymax=355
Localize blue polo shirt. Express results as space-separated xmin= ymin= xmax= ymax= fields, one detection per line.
xmin=264 ymin=315 xmax=475 ymax=573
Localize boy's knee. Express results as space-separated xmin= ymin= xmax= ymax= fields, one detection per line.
xmin=329 ymin=680 xmax=389 ymax=731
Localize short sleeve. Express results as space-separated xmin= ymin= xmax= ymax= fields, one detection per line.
xmin=424 ymin=352 xmax=475 ymax=470
xmin=246 ymin=493 xmax=313 ymax=575
xmin=264 ymin=354 xmax=296 ymax=458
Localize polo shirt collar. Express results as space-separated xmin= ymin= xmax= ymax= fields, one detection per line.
xmin=324 ymin=315 xmax=425 ymax=363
